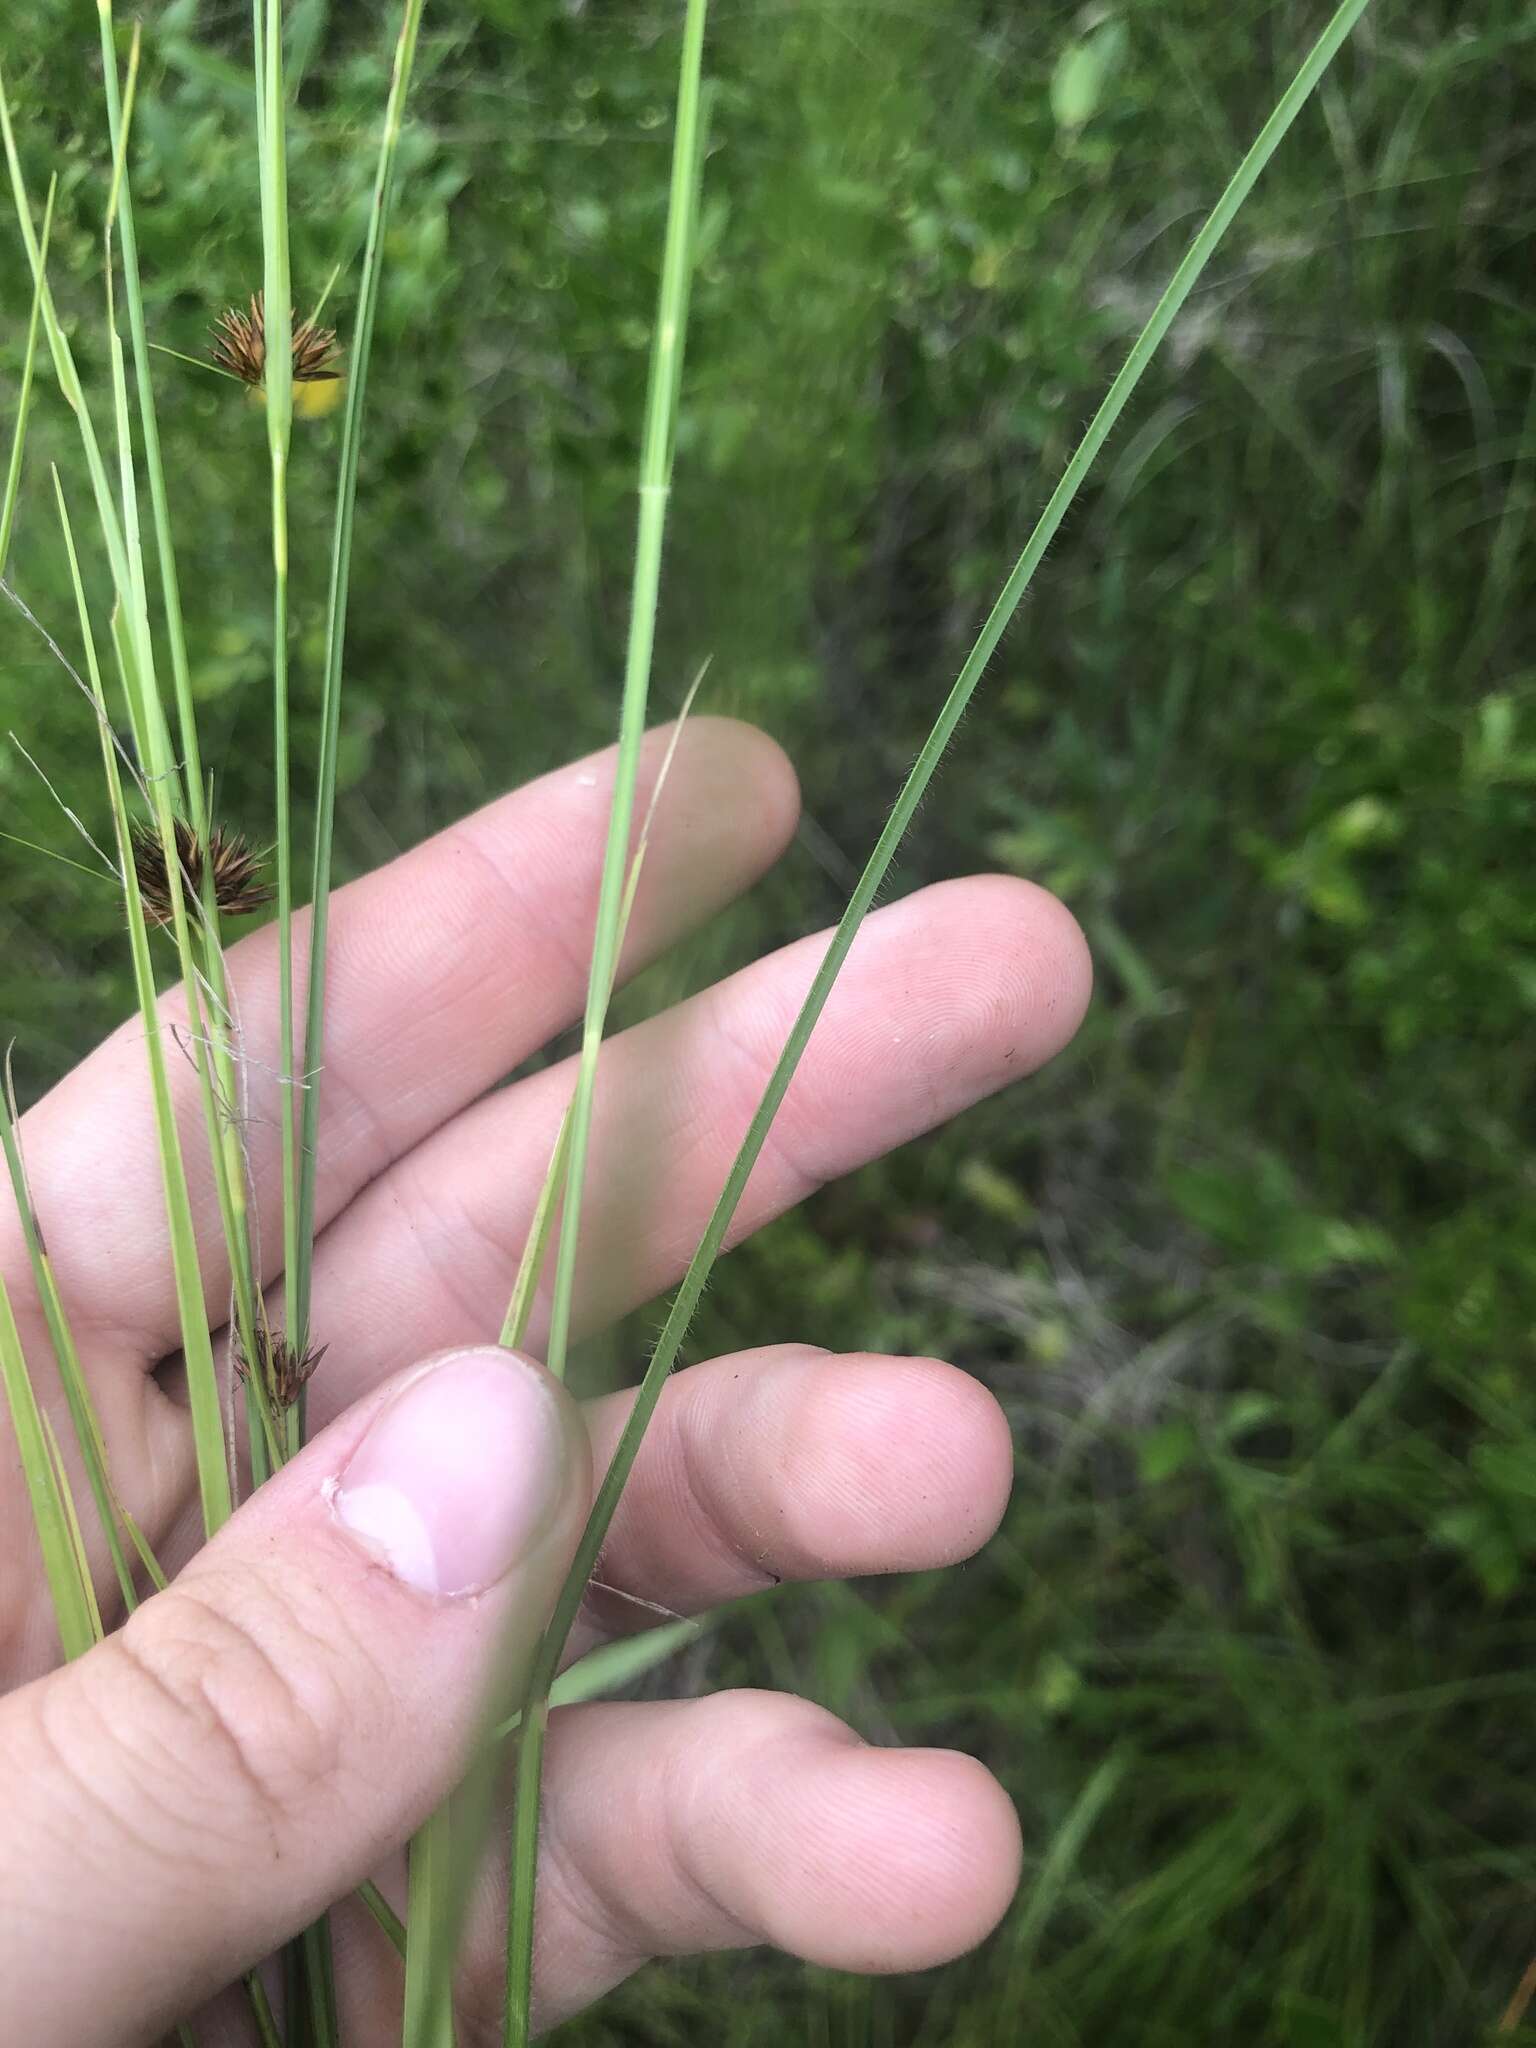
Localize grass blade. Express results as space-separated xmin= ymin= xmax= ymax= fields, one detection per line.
xmin=402 ymin=1797 xmax=459 ymax=2048
xmin=513 ymin=0 xmax=1377 ymax=1984
xmin=496 ymin=660 xmax=710 ymax=1351
xmin=0 ymin=172 xmax=53 ymax=578
xmin=540 ymin=0 xmax=710 ymax=1392
xmin=42 ymin=1408 xmax=105 ymax=1645
xmin=492 ymin=1618 xmax=703 ymax=1743
xmin=358 ymin=1881 xmax=406 ymax=1960
xmin=100 ymin=0 xmax=266 ymax=1455
xmin=501 ymin=11 xmax=710 ymax=2039
xmin=97 ymin=0 xmax=207 ymax=837
xmin=52 ymin=471 xmax=233 ymax=1534
xmin=255 ymin=0 xmax=301 ymax=1464
xmin=1 ymin=1050 xmax=139 ymax=1610
xmin=294 ymin=0 xmax=428 ymax=1359
xmin=1012 ymin=1746 xmax=1130 ymax=1975
xmin=0 ymin=1270 xmax=98 ymax=1660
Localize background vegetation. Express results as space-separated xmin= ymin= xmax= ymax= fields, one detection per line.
xmin=2 ymin=0 xmax=1534 ymax=2040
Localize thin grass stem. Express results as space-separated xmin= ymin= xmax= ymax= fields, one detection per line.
xmin=402 ymin=1797 xmax=459 ymax=2048
xmin=502 ymin=12 xmax=710 ymax=2035
xmin=0 ymin=1054 xmax=138 ymax=1609
xmin=539 ymin=0 xmax=710 ymax=1394
xmin=42 ymin=1408 xmax=105 ymax=1643
xmin=0 ymin=1267 xmax=97 ymax=1659
xmin=358 ymin=1881 xmax=406 ymax=1959
xmin=52 ymin=472 xmax=233 ymax=1533
xmin=0 ymin=173 xmax=53 ymax=578
xmin=496 ymin=660 xmax=709 ymax=1352
xmin=97 ymin=0 xmax=206 ymax=835
xmin=294 ymin=0 xmax=428 ymax=1359
xmin=508 ymin=13 xmax=1375 ymax=2035
xmin=100 ymin=5 xmax=268 ymax=1465
xmin=255 ymin=0 xmax=301 ymax=1466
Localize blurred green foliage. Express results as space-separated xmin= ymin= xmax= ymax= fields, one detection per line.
xmin=3 ymin=0 xmax=1536 ymax=2040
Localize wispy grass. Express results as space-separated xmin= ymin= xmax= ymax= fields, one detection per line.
xmin=0 ymin=1259 xmax=98 ymax=1660
xmin=502 ymin=6 xmax=711 ymax=2037
xmin=100 ymin=0 xmax=271 ymax=1495
xmin=0 ymin=1052 xmax=138 ymax=1610
xmin=294 ymin=0 xmax=428 ymax=1372
xmin=253 ymin=0 xmax=300 ymax=1470
xmin=0 ymin=163 xmax=48 ymax=577
xmin=50 ymin=467 xmax=234 ymax=1534
xmin=1 ymin=47 xmax=242 ymax=1540
xmin=504 ymin=0 xmax=1372 ymax=2036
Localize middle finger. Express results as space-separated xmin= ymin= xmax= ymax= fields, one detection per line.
xmin=298 ymin=873 xmax=1088 ymax=1425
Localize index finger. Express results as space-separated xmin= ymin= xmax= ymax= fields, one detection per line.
xmin=4 ymin=719 xmax=799 ymax=1363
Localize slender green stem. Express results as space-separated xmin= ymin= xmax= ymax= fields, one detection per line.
xmin=43 ymin=1409 xmax=105 ymax=1643
xmin=294 ymin=0 xmax=428 ymax=1357
xmin=402 ymin=1798 xmax=459 ymax=2048
xmin=0 ymin=1268 xmax=97 ymax=1660
xmin=496 ymin=660 xmax=710 ymax=1352
xmin=243 ymin=1972 xmax=283 ymax=2048
xmin=503 ymin=1700 xmax=547 ymax=2048
xmin=540 ymin=0 xmax=710 ymax=1393
xmin=3 ymin=69 xmax=239 ymax=1535
xmin=1 ymin=1056 xmax=137 ymax=1610
xmin=0 ymin=172 xmax=52 ymax=578
xmin=256 ymin=0 xmax=300 ymax=1462
xmin=96 ymin=0 xmax=205 ymax=832
xmin=53 ymin=470 xmax=233 ymax=1535
xmin=495 ymin=12 xmax=712 ymax=2031
xmin=502 ymin=14 xmax=710 ymax=2037
xmin=101 ymin=4 xmax=266 ymax=1466
xmin=516 ymin=4 xmax=1377 ymax=2010
xmin=358 ymin=1881 xmax=406 ymax=1959
xmin=106 ymin=283 xmax=238 ymax=1536
xmin=0 ymin=63 xmax=165 ymax=782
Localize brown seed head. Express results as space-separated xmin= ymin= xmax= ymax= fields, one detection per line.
xmin=130 ymin=816 xmax=274 ymax=926
xmin=211 ymin=291 xmax=341 ymax=388
xmin=234 ymin=1327 xmax=328 ymax=1411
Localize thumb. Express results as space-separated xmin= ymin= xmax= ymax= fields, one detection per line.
xmin=0 ymin=1346 xmax=590 ymax=2048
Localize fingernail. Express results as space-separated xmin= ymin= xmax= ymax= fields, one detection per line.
xmin=332 ymin=1349 xmax=567 ymax=1597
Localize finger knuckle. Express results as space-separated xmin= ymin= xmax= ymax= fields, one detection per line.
xmin=93 ymin=1575 xmax=351 ymax=1841
xmin=692 ymin=1686 xmax=847 ymax=1757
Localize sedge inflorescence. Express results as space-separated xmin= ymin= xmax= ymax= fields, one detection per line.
xmin=211 ymin=291 xmax=342 ymax=393
xmin=130 ymin=816 xmax=274 ymax=926
xmin=234 ymin=1326 xmax=328 ymax=1412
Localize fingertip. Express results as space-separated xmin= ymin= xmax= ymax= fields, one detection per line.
xmin=947 ymin=871 xmax=1093 ymax=1066
xmin=1017 ymin=875 xmax=1094 ymax=1052
xmin=676 ymin=715 xmax=802 ymax=868
xmin=784 ymin=1741 xmax=1023 ymax=1972
xmin=767 ymin=1353 xmax=1015 ymax=1570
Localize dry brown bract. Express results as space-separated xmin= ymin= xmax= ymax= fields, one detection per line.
xmin=130 ymin=816 xmax=274 ymax=925
xmin=234 ymin=1327 xmax=328 ymax=1412
xmin=211 ymin=291 xmax=341 ymax=389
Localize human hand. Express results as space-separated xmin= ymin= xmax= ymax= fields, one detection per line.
xmin=0 ymin=720 xmax=1090 ymax=2044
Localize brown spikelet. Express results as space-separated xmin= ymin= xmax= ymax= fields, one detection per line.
xmin=233 ymin=1326 xmax=328 ymax=1412
xmin=211 ymin=291 xmax=341 ymax=388
xmin=130 ymin=816 xmax=274 ymax=925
